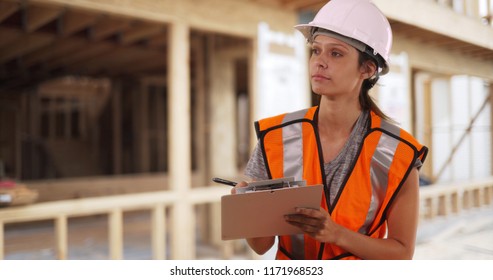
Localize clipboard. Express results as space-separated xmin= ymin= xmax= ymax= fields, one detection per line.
xmin=221 ymin=184 xmax=323 ymax=240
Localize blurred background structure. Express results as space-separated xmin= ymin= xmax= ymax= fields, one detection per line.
xmin=0 ymin=0 xmax=492 ymax=260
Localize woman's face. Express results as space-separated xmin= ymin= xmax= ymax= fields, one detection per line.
xmin=309 ymin=35 xmax=366 ymax=100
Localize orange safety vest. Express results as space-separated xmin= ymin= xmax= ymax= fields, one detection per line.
xmin=255 ymin=106 xmax=428 ymax=260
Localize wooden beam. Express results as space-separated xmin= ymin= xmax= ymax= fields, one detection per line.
xmin=18 ymin=25 xmax=168 ymax=75
xmin=121 ymin=23 xmax=164 ymax=45
xmin=117 ymin=50 xmax=165 ymax=70
xmin=47 ymin=41 xmax=113 ymax=70
xmin=283 ymin=0 xmax=324 ymax=10
xmin=70 ymin=47 xmax=142 ymax=73
xmin=0 ymin=1 xmax=20 ymax=23
xmin=469 ymin=48 xmax=493 ymax=57
xmin=61 ymin=9 xmax=101 ymax=36
xmin=0 ymin=32 xmax=55 ymax=63
xmin=119 ymin=53 xmax=166 ymax=74
xmin=0 ymin=27 xmax=22 ymax=49
xmin=393 ymin=34 xmax=493 ymax=81
xmin=90 ymin=16 xmax=131 ymax=41
xmin=23 ymin=37 xmax=86 ymax=67
xmin=374 ymin=0 xmax=493 ymax=51
xmin=147 ymin=33 xmax=167 ymax=49
xmin=25 ymin=4 xmax=65 ymax=33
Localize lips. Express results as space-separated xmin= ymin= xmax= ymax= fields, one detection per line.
xmin=311 ymin=74 xmax=330 ymax=81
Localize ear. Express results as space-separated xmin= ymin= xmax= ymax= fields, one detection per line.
xmin=360 ymin=60 xmax=377 ymax=79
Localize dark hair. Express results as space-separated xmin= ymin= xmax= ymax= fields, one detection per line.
xmin=357 ymin=51 xmax=394 ymax=123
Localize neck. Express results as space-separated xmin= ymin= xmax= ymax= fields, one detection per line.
xmin=317 ymin=96 xmax=362 ymax=135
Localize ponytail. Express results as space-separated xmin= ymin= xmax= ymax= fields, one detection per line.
xmin=358 ymin=51 xmax=395 ymax=123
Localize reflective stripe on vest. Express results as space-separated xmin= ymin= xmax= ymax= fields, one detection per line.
xmin=361 ymin=120 xmax=400 ymax=234
xmin=255 ymin=106 xmax=428 ymax=260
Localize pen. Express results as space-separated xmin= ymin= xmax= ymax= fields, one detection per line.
xmin=212 ymin=177 xmax=238 ymax=187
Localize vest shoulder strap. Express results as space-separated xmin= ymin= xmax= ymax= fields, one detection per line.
xmin=255 ymin=106 xmax=318 ymax=138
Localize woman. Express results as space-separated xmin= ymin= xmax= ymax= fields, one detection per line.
xmin=235 ymin=0 xmax=428 ymax=260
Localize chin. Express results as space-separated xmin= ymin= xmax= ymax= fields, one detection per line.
xmin=311 ymin=86 xmax=325 ymax=95
xmin=312 ymin=88 xmax=330 ymax=96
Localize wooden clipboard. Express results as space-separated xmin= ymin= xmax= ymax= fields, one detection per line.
xmin=221 ymin=184 xmax=323 ymax=240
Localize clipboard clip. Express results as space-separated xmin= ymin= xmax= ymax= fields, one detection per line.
xmin=238 ymin=178 xmax=306 ymax=194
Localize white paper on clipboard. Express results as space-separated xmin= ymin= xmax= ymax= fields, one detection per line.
xmin=221 ymin=184 xmax=323 ymax=240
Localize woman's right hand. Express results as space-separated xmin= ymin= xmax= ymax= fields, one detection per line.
xmin=231 ymin=181 xmax=248 ymax=194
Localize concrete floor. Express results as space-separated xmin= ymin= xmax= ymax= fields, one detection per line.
xmin=413 ymin=206 xmax=493 ymax=260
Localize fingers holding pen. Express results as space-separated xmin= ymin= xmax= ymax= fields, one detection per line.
xmin=211 ymin=177 xmax=246 ymax=194
xmin=231 ymin=181 xmax=247 ymax=194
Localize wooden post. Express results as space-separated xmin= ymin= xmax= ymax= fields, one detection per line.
xmin=450 ymin=190 xmax=458 ymax=213
xmin=209 ymin=50 xmax=237 ymax=179
xmin=191 ymin=35 xmax=209 ymax=245
xmin=64 ymin=98 xmax=71 ymax=140
xmin=465 ymin=0 xmax=480 ymax=18
xmin=30 ymin=91 xmax=39 ymax=179
xmin=473 ymin=188 xmax=482 ymax=207
xmin=423 ymin=78 xmax=434 ymax=181
xmin=112 ymin=80 xmax=122 ymax=174
xmin=490 ymin=84 xmax=493 ymax=176
xmin=80 ymin=88 xmax=88 ymax=141
xmin=49 ymin=98 xmax=56 ymax=139
xmin=192 ymin=35 xmax=208 ymax=184
xmin=139 ymin=82 xmax=150 ymax=172
xmin=207 ymin=37 xmax=239 ymax=251
xmin=109 ymin=208 xmax=123 ymax=259
xmin=168 ymin=21 xmax=193 ymax=260
xmin=485 ymin=186 xmax=493 ymax=205
xmin=437 ymin=0 xmax=453 ymax=8
xmin=18 ymin=92 xmax=29 ymax=179
xmin=0 ymin=221 xmax=4 ymax=260
xmin=248 ymin=39 xmax=259 ymax=180
xmin=463 ymin=190 xmax=472 ymax=210
xmin=156 ymin=84 xmax=167 ymax=172
xmin=55 ymin=215 xmax=68 ymax=259
xmin=490 ymin=0 xmax=493 ymax=27
xmin=438 ymin=195 xmax=447 ymax=216
xmin=151 ymin=204 xmax=166 ymax=260
xmin=428 ymin=197 xmax=436 ymax=219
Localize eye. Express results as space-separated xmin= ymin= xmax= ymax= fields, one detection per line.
xmin=310 ymin=47 xmax=320 ymax=56
xmin=331 ymin=51 xmax=343 ymax=57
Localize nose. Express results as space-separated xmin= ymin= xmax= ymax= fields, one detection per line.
xmin=313 ymin=57 xmax=327 ymax=69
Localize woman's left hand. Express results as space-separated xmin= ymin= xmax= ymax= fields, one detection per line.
xmin=284 ymin=207 xmax=339 ymax=243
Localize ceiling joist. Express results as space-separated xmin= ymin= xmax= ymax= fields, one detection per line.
xmin=24 ymin=4 xmax=65 ymax=33
xmin=0 ymin=1 xmax=20 ymax=22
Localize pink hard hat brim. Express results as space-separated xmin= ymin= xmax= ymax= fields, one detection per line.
xmin=295 ymin=24 xmax=389 ymax=75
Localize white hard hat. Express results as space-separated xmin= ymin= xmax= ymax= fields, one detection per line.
xmin=295 ymin=0 xmax=393 ymax=74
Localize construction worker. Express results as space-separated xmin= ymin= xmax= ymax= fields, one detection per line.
xmin=235 ymin=0 xmax=428 ymax=259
